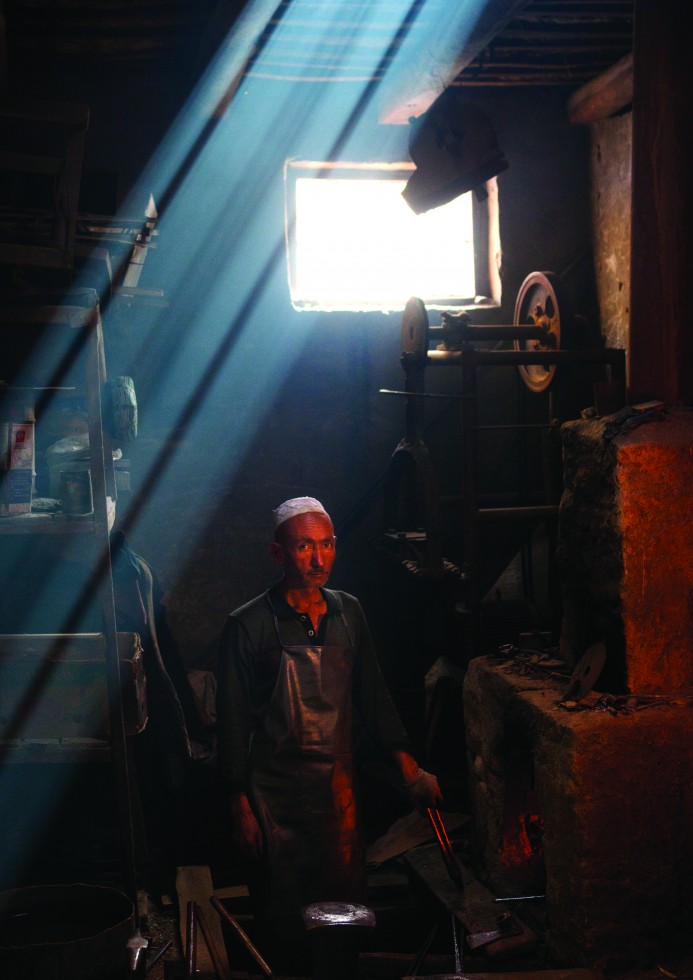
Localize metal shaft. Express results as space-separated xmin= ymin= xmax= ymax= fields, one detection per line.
xmin=210 ymin=896 xmax=277 ymax=979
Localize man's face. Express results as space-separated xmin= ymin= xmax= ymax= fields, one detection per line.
xmin=270 ymin=512 xmax=336 ymax=590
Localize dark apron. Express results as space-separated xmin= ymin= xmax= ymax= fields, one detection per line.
xmin=248 ymin=609 xmax=366 ymax=954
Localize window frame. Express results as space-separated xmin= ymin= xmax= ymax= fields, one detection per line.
xmin=284 ymin=158 xmax=501 ymax=313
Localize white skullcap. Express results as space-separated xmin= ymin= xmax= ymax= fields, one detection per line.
xmin=272 ymin=496 xmax=330 ymax=530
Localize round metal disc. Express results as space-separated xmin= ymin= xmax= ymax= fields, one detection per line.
xmin=562 ymin=641 xmax=607 ymax=701
xmin=401 ymin=296 xmax=429 ymax=357
xmin=513 ymin=271 xmax=568 ymax=393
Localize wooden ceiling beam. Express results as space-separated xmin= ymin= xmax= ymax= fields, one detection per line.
xmin=567 ymin=51 xmax=633 ymax=123
xmin=377 ymin=0 xmax=532 ymax=125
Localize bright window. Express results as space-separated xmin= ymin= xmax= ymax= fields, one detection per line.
xmin=285 ymin=160 xmax=500 ymax=313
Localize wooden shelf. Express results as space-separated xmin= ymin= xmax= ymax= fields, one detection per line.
xmin=0 ymin=738 xmax=111 ymax=764
xmin=0 ymin=513 xmax=97 ymax=534
xmin=0 ymin=287 xmax=141 ymax=911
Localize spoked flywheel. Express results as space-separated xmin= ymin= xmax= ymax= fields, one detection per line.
xmin=513 ymin=271 xmax=571 ymax=393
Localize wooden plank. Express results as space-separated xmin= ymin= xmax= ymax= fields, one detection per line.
xmin=176 ymin=865 xmax=231 ymax=980
xmin=0 ymin=98 xmax=89 ymax=127
xmin=0 ymin=304 xmax=100 ymax=328
xmin=0 ymin=737 xmax=111 ymax=764
xmin=0 ymin=150 xmax=64 ymax=174
xmin=401 ymin=972 xmax=604 ymax=980
xmin=629 ymin=0 xmax=693 ymax=406
xmin=366 ymin=809 xmax=469 ymax=867
xmin=0 ymin=631 xmax=139 ymax=659
xmin=404 ymin=844 xmax=537 ymax=960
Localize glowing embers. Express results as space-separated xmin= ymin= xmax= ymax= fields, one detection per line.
xmin=501 ymin=812 xmax=545 ymax=867
xmin=496 ymin=728 xmax=546 ymax=893
xmin=286 ymin=161 xmax=476 ymax=313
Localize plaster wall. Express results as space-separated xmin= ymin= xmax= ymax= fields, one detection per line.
xmin=112 ymin=87 xmax=597 ymax=675
xmin=4 ymin=51 xmax=607 ymax=691
xmin=590 ymin=111 xmax=632 ymax=354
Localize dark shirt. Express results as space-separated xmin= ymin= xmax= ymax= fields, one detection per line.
xmin=216 ymin=583 xmax=409 ymax=793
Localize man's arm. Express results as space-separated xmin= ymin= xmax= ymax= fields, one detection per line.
xmin=393 ymin=749 xmax=444 ymax=812
xmin=343 ymin=594 xmax=444 ymax=811
xmin=217 ymin=615 xmax=265 ymax=856
xmin=229 ymin=791 xmax=264 ymax=858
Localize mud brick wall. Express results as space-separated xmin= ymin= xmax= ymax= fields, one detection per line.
xmin=557 ymin=409 xmax=693 ymax=694
xmin=464 ymin=657 xmax=693 ymax=970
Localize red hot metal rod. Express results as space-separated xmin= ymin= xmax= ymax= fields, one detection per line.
xmin=427 ymin=808 xmax=465 ymax=891
xmin=210 ymin=896 xmax=277 ymax=979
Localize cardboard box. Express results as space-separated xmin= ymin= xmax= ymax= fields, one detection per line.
xmin=0 ymin=421 xmax=35 ymax=516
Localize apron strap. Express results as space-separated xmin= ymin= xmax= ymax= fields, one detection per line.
xmin=268 ymin=593 xmax=354 ymax=648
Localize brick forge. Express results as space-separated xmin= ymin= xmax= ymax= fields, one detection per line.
xmin=463 ymin=409 xmax=693 ymax=969
xmin=557 ymin=408 xmax=693 ymax=694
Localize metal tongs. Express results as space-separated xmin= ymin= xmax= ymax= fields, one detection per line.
xmin=426 ymin=807 xmax=465 ymax=891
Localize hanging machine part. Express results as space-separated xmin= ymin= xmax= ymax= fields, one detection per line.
xmin=398 ymin=271 xmax=568 ymax=393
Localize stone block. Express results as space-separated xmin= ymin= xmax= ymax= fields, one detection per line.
xmin=557 ymin=409 xmax=693 ymax=694
xmin=464 ymin=657 xmax=693 ymax=969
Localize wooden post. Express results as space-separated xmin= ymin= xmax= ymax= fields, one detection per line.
xmin=629 ymin=0 xmax=693 ymax=405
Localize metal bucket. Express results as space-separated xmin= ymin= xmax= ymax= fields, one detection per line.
xmin=0 ymin=882 xmax=135 ymax=980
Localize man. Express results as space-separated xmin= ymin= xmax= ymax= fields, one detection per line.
xmin=217 ymin=496 xmax=442 ymax=972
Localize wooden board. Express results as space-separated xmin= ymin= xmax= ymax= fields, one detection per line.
xmin=404 ymin=844 xmax=537 ymax=960
xmin=366 ymin=809 xmax=469 ymax=867
xmin=176 ymin=865 xmax=231 ymax=979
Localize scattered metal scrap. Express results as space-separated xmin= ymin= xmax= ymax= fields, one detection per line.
xmin=494 ymin=638 xmax=606 ymax=705
xmin=561 ymin=692 xmax=693 ymax=715
xmin=602 ymin=404 xmax=666 ymax=440
xmin=491 ymin=637 xmax=693 ymax=716
xmin=560 ymin=642 xmax=606 ymax=702
xmin=492 ymin=643 xmax=570 ymax=683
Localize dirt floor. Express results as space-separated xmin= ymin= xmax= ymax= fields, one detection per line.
xmin=137 ymin=775 xmax=693 ymax=980
xmin=138 ymin=866 xmax=693 ymax=980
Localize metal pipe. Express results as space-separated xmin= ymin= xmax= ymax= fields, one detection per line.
xmin=379 ymin=388 xmax=462 ymax=399
xmin=185 ymin=900 xmax=197 ymax=980
xmin=145 ymin=939 xmax=172 ymax=973
xmin=461 ymin=348 xmax=478 ymax=623
xmin=426 ymin=808 xmax=465 ymax=891
xmin=495 ymin=895 xmax=546 ymax=903
xmin=210 ymin=897 xmax=277 ymax=980
xmin=194 ymin=902 xmax=228 ymax=980
xmin=451 ymin=912 xmax=462 ymax=976
xmin=425 ymin=348 xmax=626 ymax=366
xmin=430 ymin=324 xmax=549 ymax=341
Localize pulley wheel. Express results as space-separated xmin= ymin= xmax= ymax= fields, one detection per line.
xmin=513 ymin=271 xmax=568 ymax=393
xmin=401 ymin=296 xmax=429 ymax=357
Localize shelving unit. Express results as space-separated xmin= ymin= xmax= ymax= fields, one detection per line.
xmin=0 ymin=287 xmax=144 ymax=950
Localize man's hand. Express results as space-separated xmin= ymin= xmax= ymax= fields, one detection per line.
xmin=229 ymin=792 xmax=264 ymax=859
xmin=393 ymin=750 xmax=444 ymax=813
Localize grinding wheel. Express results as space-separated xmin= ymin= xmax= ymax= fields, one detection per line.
xmin=513 ymin=271 xmax=570 ymax=393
